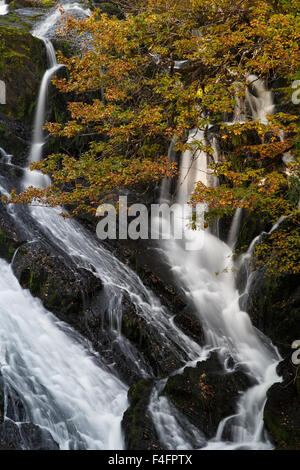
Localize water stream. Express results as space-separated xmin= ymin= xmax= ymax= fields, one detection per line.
xmin=0 ymin=5 xmax=283 ymax=450
xmin=0 ymin=0 xmax=8 ymax=16
xmin=149 ymin=77 xmax=281 ymax=450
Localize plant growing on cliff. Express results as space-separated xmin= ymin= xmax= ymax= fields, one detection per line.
xmin=6 ymin=0 xmax=300 ymax=272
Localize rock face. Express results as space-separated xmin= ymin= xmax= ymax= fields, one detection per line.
xmin=0 ymin=25 xmax=46 ymax=159
xmin=122 ymin=379 xmax=162 ymax=451
xmin=0 ymin=373 xmax=58 ymax=450
xmin=264 ymin=356 xmax=300 ymax=450
xmin=246 ymin=270 xmax=300 ymax=356
xmin=242 ymin=217 xmax=300 ymax=357
xmin=163 ymin=353 xmax=250 ymax=439
xmin=12 ymin=240 xmax=103 ymax=316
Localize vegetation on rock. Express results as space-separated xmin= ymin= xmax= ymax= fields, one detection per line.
xmin=5 ymin=0 xmax=299 ymax=275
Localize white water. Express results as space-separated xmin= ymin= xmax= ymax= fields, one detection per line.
xmin=0 ymin=258 xmax=128 ymax=449
xmin=0 ymin=5 xmax=283 ymax=450
xmin=0 ymin=3 xmax=130 ymax=450
xmin=227 ymin=207 xmax=243 ymax=249
xmin=24 ymin=2 xmax=91 ymax=189
xmin=150 ymin=77 xmax=281 ymax=450
xmin=0 ymin=2 xmax=211 ymax=449
xmin=32 ymin=1 xmax=91 ymax=39
xmin=0 ymin=0 xmax=8 ymax=15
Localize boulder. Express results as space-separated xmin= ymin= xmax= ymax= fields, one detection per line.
xmin=264 ymin=356 xmax=300 ymax=450
xmin=0 ymin=25 xmax=47 ymax=160
xmin=0 ymin=373 xmax=58 ymax=450
xmin=12 ymin=240 xmax=103 ymax=316
xmin=163 ymin=352 xmax=251 ymax=439
xmin=122 ymin=378 xmax=162 ymax=450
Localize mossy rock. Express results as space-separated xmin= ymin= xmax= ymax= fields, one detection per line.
xmin=11 ymin=0 xmax=55 ymax=8
xmin=163 ymin=352 xmax=251 ymax=439
xmin=246 ymin=271 xmax=300 ymax=355
xmin=0 ymin=25 xmax=47 ymax=124
xmin=122 ymin=378 xmax=162 ymax=450
xmin=264 ymin=357 xmax=300 ymax=450
xmin=12 ymin=240 xmax=102 ymax=315
xmin=121 ymin=299 xmax=185 ymax=378
xmin=0 ymin=207 xmax=22 ymax=262
xmin=93 ymin=1 xmax=124 ymax=18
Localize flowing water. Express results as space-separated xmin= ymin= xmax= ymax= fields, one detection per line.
xmin=149 ymin=77 xmax=281 ymax=450
xmin=0 ymin=3 xmax=207 ymax=448
xmin=0 ymin=259 xmax=128 ymax=450
xmin=0 ymin=5 xmax=283 ymax=450
xmin=0 ymin=0 xmax=8 ymax=15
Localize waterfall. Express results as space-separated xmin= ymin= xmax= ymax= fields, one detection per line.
xmin=24 ymin=40 xmax=63 ymax=189
xmin=0 ymin=147 xmax=12 ymax=165
xmin=0 ymin=3 xmax=211 ymax=449
xmin=227 ymin=207 xmax=243 ymax=249
xmin=0 ymin=2 xmax=286 ymax=450
xmin=0 ymin=258 xmax=128 ymax=449
xmin=151 ymin=77 xmax=281 ymax=450
xmin=24 ymin=2 xmax=91 ymax=188
xmin=245 ymin=75 xmax=275 ymax=124
xmin=0 ymin=0 xmax=8 ymax=15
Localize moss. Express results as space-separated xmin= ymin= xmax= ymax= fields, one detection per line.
xmin=96 ymin=2 xmax=124 ymax=18
xmin=264 ymin=407 xmax=300 ymax=450
xmin=0 ymin=227 xmax=20 ymax=262
xmin=0 ymin=25 xmax=47 ymax=123
xmin=122 ymin=379 xmax=162 ymax=450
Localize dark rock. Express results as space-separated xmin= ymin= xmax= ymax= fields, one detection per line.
xmin=245 ymin=269 xmax=300 ymax=356
xmin=163 ymin=352 xmax=251 ymax=439
xmin=121 ymin=299 xmax=184 ymax=379
xmin=122 ymin=379 xmax=162 ymax=450
xmin=12 ymin=240 xmax=103 ymax=316
xmin=0 ymin=25 xmax=47 ymax=123
xmin=0 ymin=25 xmax=47 ymax=162
xmin=91 ymin=1 xmax=124 ymax=19
xmin=264 ymin=356 xmax=300 ymax=450
xmin=0 ymin=374 xmax=58 ymax=450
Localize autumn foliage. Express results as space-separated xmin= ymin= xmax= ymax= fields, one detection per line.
xmin=6 ymin=0 xmax=300 ymax=271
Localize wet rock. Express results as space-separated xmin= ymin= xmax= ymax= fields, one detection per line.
xmin=246 ymin=269 xmax=300 ymax=356
xmin=264 ymin=356 xmax=300 ymax=450
xmin=162 ymin=352 xmax=251 ymax=439
xmin=242 ymin=217 xmax=300 ymax=356
xmin=0 ymin=374 xmax=58 ymax=450
xmin=0 ymin=25 xmax=47 ymax=160
xmin=0 ymin=25 xmax=47 ymax=123
xmin=122 ymin=379 xmax=162 ymax=451
xmin=0 ymin=215 xmax=21 ymax=262
xmin=12 ymin=240 xmax=103 ymax=316
xmin=121 ymin=299 xmax=184 ymax=378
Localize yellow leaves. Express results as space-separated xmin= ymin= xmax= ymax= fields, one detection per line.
xmin=196 ymin=88 xmax=203 ymax=99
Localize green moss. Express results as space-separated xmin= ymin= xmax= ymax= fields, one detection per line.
xmin=97 ymin=2 xmax=124 ymax=18
xmin=0 ymin=227 xmax=20 ymax=262
xmin=264 ymin=408 xmax=300 ymax=450
xmin=0 ymin=25 xmax=47 ymax=123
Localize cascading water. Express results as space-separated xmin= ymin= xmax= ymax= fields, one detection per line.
xmin=23 ymin=39 xmax=63 ymax=188
xmin=150 ymin=77 xmax=282 ymax=450
xmin=0 ymin=258 xmax=128 ymax=449
xmin=0 ymin=3 xmax=130 ymax=450
xmin=24 ymin=2 xmax=91 ymax=187
xmin=0 ymin=2 xmax=285 ymax=450
xmin=0 ymin=0 xmax=8 ymax=15
xmin=0 ymin=2 xmax=211 ymax=449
